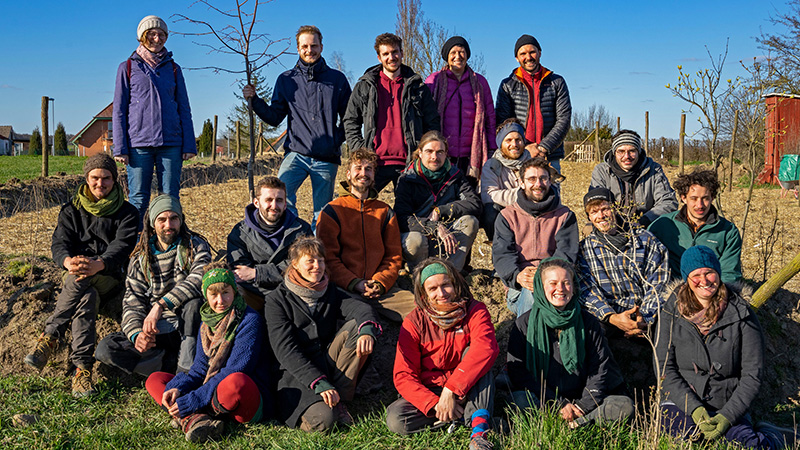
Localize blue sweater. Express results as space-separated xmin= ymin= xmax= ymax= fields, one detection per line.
xmin=251 ymin=57 xmax=351 ymax=164
xmin=166 ymin=307 xmax=272 ymax=418
xmin=113 ymin=51 xmax=197 ymax=156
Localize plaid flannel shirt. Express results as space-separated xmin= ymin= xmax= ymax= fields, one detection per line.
xmin=578 ymin=227 xmax=670 ymax=323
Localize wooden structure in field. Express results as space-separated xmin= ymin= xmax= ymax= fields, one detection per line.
xmin=758 ymin=93 xmax=800 ymax=184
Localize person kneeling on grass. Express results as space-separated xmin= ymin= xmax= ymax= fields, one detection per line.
xmin=145 ymin=262 xmax=273 ymax=443
xmin=657 ymin=246 xmax=798 ymax=448
xmin=264 ymin=236 xmax=381 ymax=432
xmin=386 ymin=258 xmax=499 ymax=450
xmin=506 ymin=257 xmax=634 ymax=429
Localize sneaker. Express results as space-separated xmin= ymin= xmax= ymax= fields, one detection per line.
xmin=181 ymin=413 xmax=224 ymax=443
xmin=72 ymin=367 xmax=96 ymax=398
xmin=469 ymin=434 xmax=493 ymax=450
xmin=24 ymin=333 xmax=58 ymax=371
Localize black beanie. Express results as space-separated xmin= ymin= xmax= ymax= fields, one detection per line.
xmin=83 ymin=153 xmax=118 ymax=182
xmin=514 ymin=34 xmax=541 ymax=56
xmin=583 ymin=187 xmax=614 ymax=208
xmin=441 ymin=36 xmax=470 ymax=61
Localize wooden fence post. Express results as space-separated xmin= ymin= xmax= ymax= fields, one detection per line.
xmin=616 ymin=117 xmax=620 ymax=133
xmin=679 ymin=113 xmax=686 ymax=175
xmin=41 ymin=96 xmax=49 ymax=177
xmin=728 ymin=110 xmax=738 ymax=191
xmin=644 ymin=111 xmax=649 ymax=155
xmin=595 ymin=121 xmax=601 ymax=160
xmin=236 ymin=120 xmax=241 ymax=159
xmin=212 ymin=115 xmax=218 ymax=162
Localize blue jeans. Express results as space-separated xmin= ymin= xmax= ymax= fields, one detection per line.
xmin=277 ymin=152 xmax=338 ymax=232
xmin=127 ymin=146 xmax=182 ymax=230
xmin=506 ymin=287 xmax=534 ymax=317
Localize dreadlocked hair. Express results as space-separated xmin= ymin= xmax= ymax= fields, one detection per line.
xmin=130 ymin=208 xmax=203 ymax=274
xmin=411 ymin=257 xmax=471 ymax=310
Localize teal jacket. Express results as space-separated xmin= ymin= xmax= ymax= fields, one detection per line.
xmin=648 ymin=206 xmax=742 ymax=283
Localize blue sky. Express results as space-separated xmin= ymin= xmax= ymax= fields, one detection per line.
xmin=0 ymin=0 xmax=790 ymax=143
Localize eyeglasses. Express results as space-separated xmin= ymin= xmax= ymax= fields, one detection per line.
xmin=146 ymin=30 xmax=167 ymax=40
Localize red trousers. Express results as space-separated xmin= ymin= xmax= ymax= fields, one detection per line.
xmin=146 ymin=371 xmax=262 ymax=423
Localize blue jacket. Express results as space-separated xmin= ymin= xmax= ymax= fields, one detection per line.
xmin=113 ymin=50 xmax=197 ymax=156
xmin=252 ymin=57 xmax=351 ymax=164
xmin=166 ymin=306 xmax=273 ymax=419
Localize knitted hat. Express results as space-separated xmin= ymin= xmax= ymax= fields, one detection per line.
xmin=441 ymin=36 xmax=470 ymax=61
xmin=420 ymin=262 xmax=448 ymax=286
xmin=202 ymin=268 xmax=237 ymax=299
xmin=612 ymin=131 xmax=643 ymax=152
xmin=148 ymin=194 xmax=182 ymax=227
xmin=83 ymin=153 xmax=118 ymax=182
xmin=680 ymin=245 xmax=721 ymax=280
xmin=137 ymin=15 xmax=168 ymax=41
xmin=583 ymin=187 xmax=614 ymax=208
xmin=515 ymin=34 xmax=541 ymax=55
xmin=496 ymin=121 xmax=527 ymax=149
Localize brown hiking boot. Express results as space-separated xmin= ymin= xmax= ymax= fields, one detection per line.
xmin=72 ymin=367 xmax=96 ymax=398
xmin=24 ymin=333 xmax=58 ymax=371
xmin=334 ymin=403 xmax=354 ymax=427
xmin=180 ymin=413 xmax=224 ymax=443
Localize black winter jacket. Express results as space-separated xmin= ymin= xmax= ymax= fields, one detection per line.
xmin=507 ymin=308 xmax=626 ymax=413
xmin=51 ymin=195 xmax=139 ymax=277
xmin=495 ymin=69 xmax=571 ymax=160
xmin=343 ymin=64 xmax=440 ymax=162
xmin=393 ymin=163 xmax=481 ymax=234
xmin=264 ymin=282 xmax=379 ymax=427
xmin=656 ymin=282 xmax=763 ymax=424
xmin=226 ymin=205 xmax=312 ymax=297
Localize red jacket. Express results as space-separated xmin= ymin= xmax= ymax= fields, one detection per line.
xmin=393 ymin=299 xmax=499 ymax=415
xmin=316 ymin=183 xmax=402 ymax=292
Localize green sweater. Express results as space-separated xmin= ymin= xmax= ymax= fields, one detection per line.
xmin=648 ymin=206 xmax=742 ymax=284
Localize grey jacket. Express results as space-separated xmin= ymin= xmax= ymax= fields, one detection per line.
xmin=656 ymin=281 xmax=763 ymax=424
xmin=589 ymin=149 xmax=677 ymax=225
xmin=495 ymin=69 xmax=571 ymax=160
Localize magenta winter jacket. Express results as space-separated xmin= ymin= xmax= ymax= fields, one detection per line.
xmin=425 ymin=69 xmax=496 ymax=159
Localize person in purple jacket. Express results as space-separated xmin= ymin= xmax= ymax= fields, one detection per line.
xmin=425 ymin=36 xmax=496 ymax=185
xmin=113 ymin=15 xmax=197 ymax=231
xmin=145 ymin=263 xmax=273 ymax=443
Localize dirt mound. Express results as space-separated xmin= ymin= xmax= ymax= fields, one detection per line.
xmin=0 ymin=155 xmax=283 ymax=218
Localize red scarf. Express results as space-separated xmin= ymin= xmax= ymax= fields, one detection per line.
xmin=516 ymin=66 xmax=551 ymax=146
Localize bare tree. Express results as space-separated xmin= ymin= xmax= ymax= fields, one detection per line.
xmin=666 ymin=40 xmax=738 ymax=172
xmin=567 ymin=104 xmax=615 ymax=142
xmin=329 ymin=51 xmax=355 ymax=86
xmin=172 ymin=0 xmax=290 ymax=198
xmin=757 ymin=0 xmax=800 ymax=94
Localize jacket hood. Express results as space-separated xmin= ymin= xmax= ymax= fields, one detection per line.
xmin=336 ymin=180 xmax=379 ymax=200
xmin=603 ymin=147 xmax=651 ymax=177
xmin=295 ymin=56 xmax=329 ymax=79
xmin=243 ymin=203 xmax=298 ymax=240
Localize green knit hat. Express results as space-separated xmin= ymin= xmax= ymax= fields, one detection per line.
xmin=420 ymin=262 xmax=448 ymax=286
xmin=202 ymin=268 xmax=237 ymax=299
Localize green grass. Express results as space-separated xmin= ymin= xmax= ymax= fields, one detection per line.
xmin=0 ymin=374 xmax=750 ymax=450
xmin=0 ymin=155 xmax=91 ymax=183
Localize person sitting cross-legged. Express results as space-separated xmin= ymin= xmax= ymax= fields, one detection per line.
xmin=145 ymin=263 xmax=273 ymax=443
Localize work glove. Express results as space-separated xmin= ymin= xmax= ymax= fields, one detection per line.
xmin=702 ymin=414 xmax=732 ymax=441
xmin=691 ymin=406 xmax=713 ymax=429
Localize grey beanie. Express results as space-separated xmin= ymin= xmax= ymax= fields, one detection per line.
xmin=612 ymin=130 xmax=643 ymax=152
xmin=83 ymin=153 xmax=118 ymax=182
xmin=495 ymin=122 xmax=527 ymax=149
xmin=148 ymin=194 xmax=182 ymax=227
xmin=137 ymin=15 xmax=168 ymax=41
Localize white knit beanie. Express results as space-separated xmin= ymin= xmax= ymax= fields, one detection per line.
xmin=137 ymin=15 xmax=168 ymax=41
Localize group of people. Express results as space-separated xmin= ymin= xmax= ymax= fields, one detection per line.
xmin=19 ymin=16 xmax=798 ymax=450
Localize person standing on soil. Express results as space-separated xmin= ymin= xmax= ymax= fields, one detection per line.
xmin=479 ymin=119 xmax=532 ymax=241
xmin=588 ymin=129 xmax=677 ymax=227
xmin=495 ymin=34 xmax=571 ymax=172
xmin=24 ymin=153 xmax=139 ymax=397
xmin=386 ymin=258 xmax=499 ymax=450
xmin=244 ymin=25 xmax=351 ymax=232
xmin=344 ymin=32 xmax=440 ymax=192
xmin=145 ymin=263 xmax=273 ymax=444
xmin=264 ymin=236 xmax=380 ymax=432
xmin=227 ymin=176 xmax=311 ymax=311
xmin=316 ymin=148 xmax=415 ymax=323
xmin=95 ymin=194 xmax=211 ymax=376
xmin=657 ymin=246 xmax=795 ymax=448
xmin=506 ymin=258 xmax=634 ymax=429
xmin=648 ymin=169 xmax=742 ymax=283
xmin=424 ymin=36 xmax=496 ymax=184
xmin=113 ymin=15 xmax=196 ymax=231
xmin=493 ymin=157 xmax=578 ymax=316
xmin=394 ymin=131 xmax=481 ymax=273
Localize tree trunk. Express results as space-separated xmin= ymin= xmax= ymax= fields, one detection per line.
xmin=679 ymin=113 xmax=686 ymax=175
xmin=212 ymin=115 xmax=218 ymax=163
xmin=728 ymin=110 xmax=738 ymax=191
xmin=751 ymin=250 xmax=800 ymax=309
xmin=41 ymin=96 xmax=49 ymax=177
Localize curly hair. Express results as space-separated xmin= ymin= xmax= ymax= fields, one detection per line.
xmin=673 ymin=168 xmax=719 ymax=199
xmin=519 ymin=156 xmax=552 ymax=180
xmin=374 ymin=33 xmax=402 ymax=53
xmin=347 ymin=148 xmax=378 ymax=171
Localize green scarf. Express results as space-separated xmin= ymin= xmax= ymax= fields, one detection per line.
xmin=199 ymin=293 xmax=246 ymax=383
xmin=414 ymin=157 xmax=452 ymax=182
xmin=72 ymin=183 xmax=124 ymax=217
xmin=200 ymin=293 xmax=246 ymax=341
xmin=525 ymin=258 xmax=585 ymax=378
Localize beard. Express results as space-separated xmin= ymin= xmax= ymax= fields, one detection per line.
xmin=156 ymin=228 xmax=179 ymax=246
